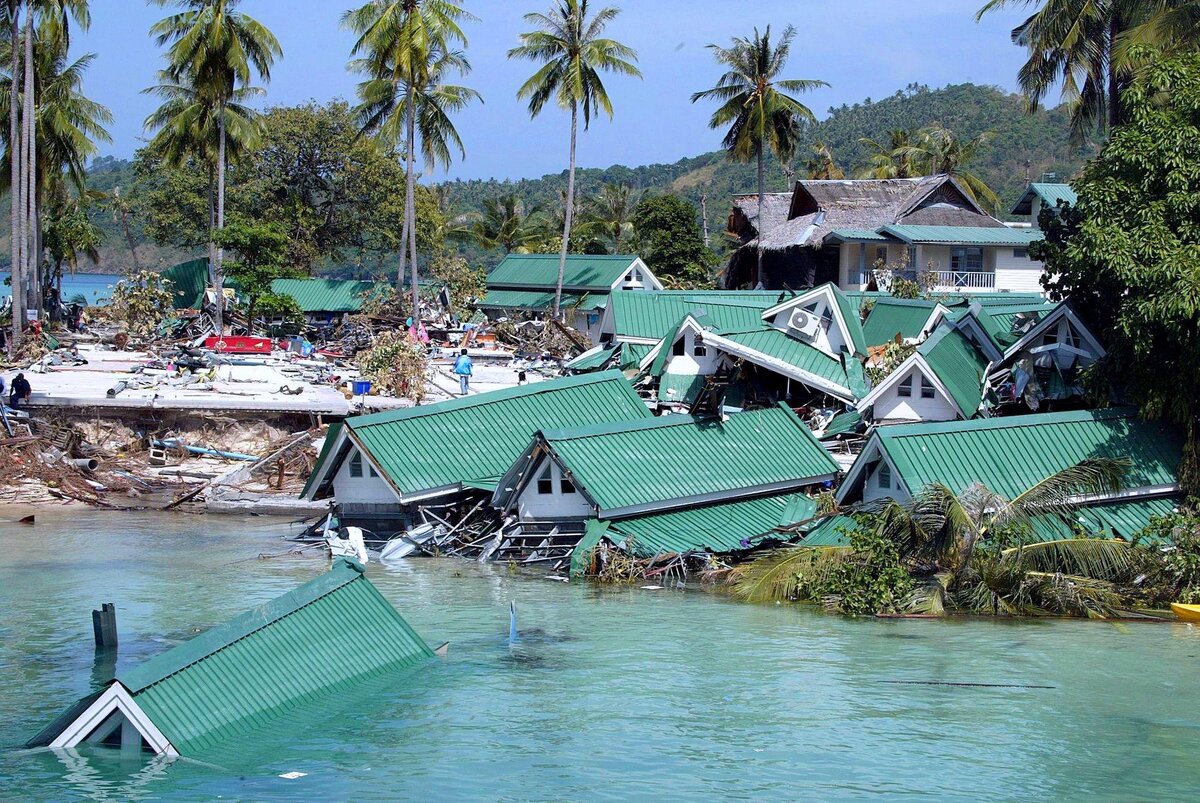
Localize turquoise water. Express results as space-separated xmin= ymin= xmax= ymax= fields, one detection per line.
xmin=2 ymin=509 xmax=1200 ymax=800
xmin=0 ymin=272 xmax=117 ymax=306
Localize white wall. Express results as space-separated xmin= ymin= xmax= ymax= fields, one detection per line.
xmin=839 ymin=243 xmax=899 ymax=290
xmin=516 ymin=456 xmax=594 ymax=522
xmin=870 ymin=366 xmax=960 ymax=423
xmin=664 ymin=329 xmax=723 ymax=377
xmin=861 ymin=455 xmax=908 ymax=503
xmin=769 ymin=294 xmax=848 ymax=356
xmin=994 ymin=247 xmax=1047 ymax=293
xmin=332 ymin=444 xmax=397 ymax=504
xmin=574 ymin=309 xmax=606 ymax=344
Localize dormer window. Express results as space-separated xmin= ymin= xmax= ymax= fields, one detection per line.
xmin=672 ymin=338 xmax=686 ymax=356
xmin=898 ymin=374 xmax=914 ymax=398
xmin=920 ymin=376 xmax=936 ymax=399
xmin=536 ymin=465 xmax=554 ymax=495
xmin=878 ymin=464 xmax=892 ymax=489
xmin=350 ymin=451 xmax=363 ymax=478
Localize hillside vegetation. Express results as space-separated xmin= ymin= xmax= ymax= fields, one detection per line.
xmin=1 ymin=82 xmax=1096 ymax=274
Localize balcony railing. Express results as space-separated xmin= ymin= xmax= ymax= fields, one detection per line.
xmin=935 ymin=270 xmax=995 ymax=290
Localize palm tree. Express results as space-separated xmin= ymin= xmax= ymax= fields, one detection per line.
xmin=734 ymin=458 xmax=1138 ymax=617
xmin=344 ymin=0 xmax=475 ymax=321
xmin=581 ymin=181 xmax=639 ymax=253
xmin=856 ymin=129 xmax=916 ymax=179
xmin=108 ymin=185 xmax=139 ymax=271
xmin=509 ymin=0 xmax=641 ymax=319
xmin=150 ymin=0 xmax=281 ymax=335
xmin=804 ymin=141 xmax=844 ymax=180
xmin=471 ymin=193 xmax=547 ymax=253
xmin=691 ymin=25 xmax=827 ymax=288
xmin=976 ymin=0 xmax=1150 ymax=140
xmin=5 ymin=2 xmax=22 ymax=349
xmin=350 ymin=42 xmax=479 ymax=314
xmin=900 ymin=125 xmax=999 ymax=212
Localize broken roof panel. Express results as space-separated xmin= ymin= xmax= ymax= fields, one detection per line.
xmin=306 ymin=371 xmax=652 ymax=501
xmin=916 ymin=326 xmax=990 ymax=418
xmin=536 ymin=404 xmax=839 ymax=516
xmin=606 ymin=490 xmax=818 ymax=556
xmin=862 ymin=298 xmax=939 ymax=345
xmin=708 ymin=328 xmax=861 ymax=399
xmin=605 ymin=290 xmax=781 ymax=341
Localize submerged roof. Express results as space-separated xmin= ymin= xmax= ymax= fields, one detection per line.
xmin=487 ymin=253 xmax=642 ymax=292
xmin=605 ymin=490 xmax=818 ymax=556
xmin=34 ymin=560 xmax=434 ymax=756
xmin=305 ymin=371 xmax=651 ymax=500
xmin=856 ymin=408 xmax=1181 ymax=500
xmin=530 ymin=404 xmax=839 ymax=516
xmin=1011 ymin=182 xmax=1078 ymax=217
xmin=270 ymin=278 xmax=380 ymax=313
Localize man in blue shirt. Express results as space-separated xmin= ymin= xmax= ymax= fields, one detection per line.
xmin=453 ymin=348 xmax=473 ymax=396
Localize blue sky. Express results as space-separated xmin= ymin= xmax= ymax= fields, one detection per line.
xmin=76 ymin=0 xmax=1033 ymax=181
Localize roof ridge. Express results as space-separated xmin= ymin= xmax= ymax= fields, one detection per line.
xmin=541 ymin=404 xmax=794 ymax=442
xmin=349 ymin=371 xmax=635 ymax=428
xmin=877 ymin=407 xmax=1139 ymax=439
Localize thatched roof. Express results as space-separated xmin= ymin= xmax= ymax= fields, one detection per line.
xmin=730 ymin=193 xmax=792 ymax=239
xmin=742 ymin=175 xmax=1003 ymax=252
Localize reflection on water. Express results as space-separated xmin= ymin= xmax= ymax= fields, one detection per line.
xmin=2 ymin=507 xmax=1200 ymax=800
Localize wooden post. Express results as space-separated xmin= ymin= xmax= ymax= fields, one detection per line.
xmin=92 ymin=602 xmax=118 ymax=649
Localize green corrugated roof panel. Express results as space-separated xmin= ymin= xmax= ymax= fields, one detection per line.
xmin=564 ymin=345 xmax=620 ymax=372
xmin=658 ymin=370 xmax=707 ymax=405
xmin=542 ymin=404 xmax=839 ymax=514
xmin=822 ymin=283 xmax=869 ymax=356
xmin=827 ymin=228 xmax=889 ymax=242
xmin=606 ymin=290 xmax=778 ymax=340
xmin=478 ymin=289 xmax=591 ymax=311
xmin=606 ymin=491 xmax=817 ymax=556
xmin=800 ymin=514 xmax=856 ymax=547
xmin=716 ymin=328 xmax=855 ymax=391
xmin=874 ymin=409 xmax=1182 ymax=500
xmin=862 ymin=298 xmax=937 ymax=346
xmin=880 ymin=225 xmax=1045 ymax=246
xmin=160 ymin=258 xmax=210 ymax=310
xmin=301 ymin=423 xmax=343 ymax=497
xmin=917 ymin=326 xmax=989 ymax=417
xmin=270 ymin=278 xmax=380 ymax=313
xmin=348 ymin=371 xmax=652 ymax=498
xmin=487 ymin=253 xmax=638 ymax=291
xmin=619 ymin=343 xmax=653 ymax=370
xmin=820 ymin=409 xmax=862 ymax=440
xmin=968 ymin=293 xmax=1051 ymax=308
xmin=1024 ymin=496 xmax=1183 ymax=543
xmin=1011 ymin=182 xmax=1078 ymax=216
xmin=117 ymin=560 xmax=433 ymax=755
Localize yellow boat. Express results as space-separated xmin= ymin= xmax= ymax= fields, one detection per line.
xmin=1171 ymin=603 xmax=1200 ymax=622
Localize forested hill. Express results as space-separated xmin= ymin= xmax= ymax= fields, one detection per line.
xmin=442 ymin=82 xmax=1098 ymax=241
xmin=4 ymin=82 xmax=1097 ymax=274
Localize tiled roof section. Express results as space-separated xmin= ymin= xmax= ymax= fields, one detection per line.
xmin=541 ymin=405 xmax=839 ymax=514
xmin=478 ymin=289 xmax=597 ymax=311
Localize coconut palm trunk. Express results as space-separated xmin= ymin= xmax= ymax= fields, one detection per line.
xmin=21 ymin=6 xmax=33 ymax=319
xmin=755 ymin=144 xmax=764 ymax=288
xmin=554 ymin=101 xmax=578 ymax=320
xmin=8 ymin=2 xmax=22 ymax=350
xmin=214 ymin=100 xmax=227 ymax=334
xmin=405 ymin=91 xmax=418 ymax=323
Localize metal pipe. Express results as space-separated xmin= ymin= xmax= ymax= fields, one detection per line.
xmin=70 ymin=458 xmax=99 ymax=472
xmin=153 ymin=439 xmax=257 ymax=462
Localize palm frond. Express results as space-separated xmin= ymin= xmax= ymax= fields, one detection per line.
xmin=1003 ymin=537 xmax=1144 ymax=582
xmin=730 ymin=545 xmax=850 ymax=604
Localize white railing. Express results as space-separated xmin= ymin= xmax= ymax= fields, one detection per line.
xmin=936 ymin=270 xmax=995 ymax=290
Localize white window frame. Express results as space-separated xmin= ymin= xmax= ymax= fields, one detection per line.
xmin=878 ymin=463 xmax=892 ymax=489
xmin=897 ymin=374 xmax=914 ymax=398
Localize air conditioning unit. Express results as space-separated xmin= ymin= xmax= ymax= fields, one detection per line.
xmin=788 ymin=308 xmax=822 ymax=340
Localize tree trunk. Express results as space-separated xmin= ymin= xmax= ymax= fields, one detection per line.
xmin=1181 ymin=418 xmax=1200 ymax=500
xmin=755 ymin=146 xmax=765 ymax=288
xmin=214 ymin=101 xmax=227 ymax=335
xmin=116 ymin=187 xmax=140 ymax=271
xmin=22 ymin=8 xmax=34 ymax=319
xmin=1107 ymin=16 xmax=1121 ymax=132
xmin=405 ymin=91 xmax=419 ymax=325
xmin=554 ymin=101 xmax=578 ymax=320
xmin=8 ymin=1 xmax=22 ymax=351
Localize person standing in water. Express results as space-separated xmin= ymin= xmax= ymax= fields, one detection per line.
xmin=453 ymin=348 xmax=473 ymax=396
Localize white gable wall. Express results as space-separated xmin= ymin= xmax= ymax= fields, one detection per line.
xmin=515 ymin=455 xmax=594 ymax=522
xmin=869 ymin=365 xmax=960 ymax=424
xmin=665 ymin=329 xmax=723 ymax=377
xmin=332 ymin=444 xmax=398 ymax=504
xmin=861 ymin=453 xmax=908 ymax=504
xmin=768 ymin=295 xmax=847 ymax=356
xmin=994 ymin=247 xmax=1046 ymax=293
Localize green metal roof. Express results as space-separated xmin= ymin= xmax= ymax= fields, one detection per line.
xmin=917 ymin=326 xmax=989 ymax=417
xmin=606 ymin=290 xmax=779 ymax=341
xmin=714 ymin=328 xmax=859 ymax=396
xmin=827 ymin=228 xmax=889 ymax=242
xmin=880 ymin=225 xmax=1045 ymax=246
xmin=1011 ymin=182 xmax=1078 ymax=217
xmin=605 ymin=491 xmax=817 ymax=556
xmin=270 ymin=278 xmax=380 ymax=313
xmin=115 ymin=560 xmax=433 ymax=755
xmin=160 ymin=258 xmax=209 ymax=310
xmin=799 ymin=514 xmax=857 ymax=547
xmin=564 ymin=345 xmax=620 ymax=372
xmin=477 ymin=289 xmax=594 ymax=311
xmin=819 ymin=409 xmax=863 ymax=440
xmin=487 ymin=253 xmax=639 ymax=291
xmin=619 ymin=343 xmax=653 ymax=370
xmin=870 ymin=408 xmax=1182 ymax=500
xmin=658 ymin=370 xmax=707 ymax=405
xmin=862 ymin=298 xmax=938 ymax=346
xmin=318 ymin=371 xmax=652 ymax=500
xmin=829 ymin=284 xmax=869 ymax=356
xmin=539 ymin=404 xmax=840 ymax=515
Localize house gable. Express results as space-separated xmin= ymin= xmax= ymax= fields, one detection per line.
xmin=858 ymin=357 xmax=962 ymax=425
xmin=761 ymin=283 xmax=867 ymax=358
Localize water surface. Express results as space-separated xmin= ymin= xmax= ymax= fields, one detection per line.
xmin=1 ymin=509 xmax=1198 ymax=801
